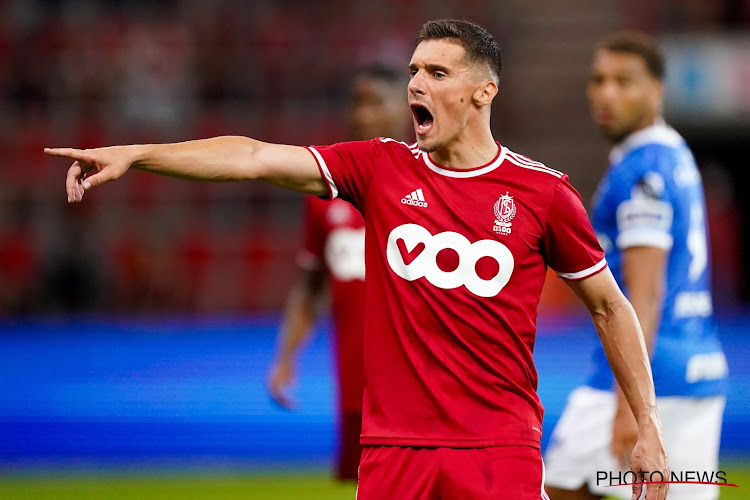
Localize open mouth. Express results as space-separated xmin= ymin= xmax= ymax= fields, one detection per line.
xmin=411 ymin=104 xmax=434 ymax=135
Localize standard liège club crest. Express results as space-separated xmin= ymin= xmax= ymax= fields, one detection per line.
xmin=493 ymin=192 xmax=516 ymax=235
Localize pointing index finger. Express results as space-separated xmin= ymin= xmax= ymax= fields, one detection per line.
xmin=44 ymin=147 xmax=87 ymax=160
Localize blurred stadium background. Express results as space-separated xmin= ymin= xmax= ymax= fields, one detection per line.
xmin=0 ymin=0 xmax=748 ymax=498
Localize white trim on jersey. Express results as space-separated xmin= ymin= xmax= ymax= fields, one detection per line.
xmin=379 ymin=137 xmax=421 ymax=159
xmin=307 ymin=146 xmax=339 ymax=199
xmin=556 ymin=258 xmax=607 ymax=280
xmin=507 ymin=151 xmax=563 ymax=174
xmin=422 ymin=146 xmax=509 ymax=178
xmin=609 ymin=117 xmax=684 ymax=165
xmin=506 ymin=152 xmax=563 ymax=178
xmin=379 ymin=137 xmax=412 ymax=147
xmin=616 ymin=229 xmax=674 ymax=251
xmin=541 ymin=458 xmax=551 ymax=500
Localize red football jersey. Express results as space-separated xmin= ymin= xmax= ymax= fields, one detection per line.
xmin=297 ymin=196 xmax=366 ymax=413
xmin=306 ymin=139 xmax=606 ymax=448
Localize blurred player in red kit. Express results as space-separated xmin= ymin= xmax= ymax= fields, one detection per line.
xmin=267 ymin=65 xmax=408 ymax=481
xmin=48 ymin=19 xmax=669 ymax=500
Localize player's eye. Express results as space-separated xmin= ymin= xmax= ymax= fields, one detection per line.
xmin=434 ymin=71 xmax=446 ymax=79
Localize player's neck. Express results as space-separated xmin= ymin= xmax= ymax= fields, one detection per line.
xmin=429 ymin=129 xmax=498 ymax=170
xmin=628 ymin=114 xmax=662 ymax=139
xmin=611 ymin=114 xmax=663 ymax=146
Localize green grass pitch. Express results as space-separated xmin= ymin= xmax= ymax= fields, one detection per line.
xmin=0 ymin=473 xmax=356 ymax=500
xmin=0 ymin=465 xmax=748 ymax=499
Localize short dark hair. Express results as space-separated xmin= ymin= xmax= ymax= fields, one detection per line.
xmin=597 ymin=31 xmax=665 ymax=80
xmin=416 ymin=19 xmax=502 ymax=82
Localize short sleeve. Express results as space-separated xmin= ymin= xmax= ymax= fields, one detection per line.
xmin=296 ymin=196 xmax=326 ymax=271
xmin=544 ymin=177 xmax=607 ymax=280
xmin=613 ymin=162 xmax=674 ymax=251
xmin=305 ymin=139 xmax=380 ymax=211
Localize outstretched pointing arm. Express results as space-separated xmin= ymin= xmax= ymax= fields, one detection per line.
xmin=45 ymin=136 xmax=328 ymax=203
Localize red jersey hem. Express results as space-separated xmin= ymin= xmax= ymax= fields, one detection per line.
xmin=360 ymin=436 xmax=541 ymax=449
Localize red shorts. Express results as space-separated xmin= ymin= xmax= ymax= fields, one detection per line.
xmin=357 ymin=445 xmax=549 ymax=500
xmin=336 ymin=410 xmax=362 ymax=481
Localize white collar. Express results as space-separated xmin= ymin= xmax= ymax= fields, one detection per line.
xmin=422 ymin=144 xmax=508 ymax=178
xmin=609 ymin=118 xmax=684 ymax=165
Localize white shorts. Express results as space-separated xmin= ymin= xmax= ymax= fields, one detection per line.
xmin=543 ymin=386 xmax=725 ymax=500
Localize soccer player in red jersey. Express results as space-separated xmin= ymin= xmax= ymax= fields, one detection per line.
xmin=267 ymin=65 xmax=408 ymax=481
xmin=47 ymin=19 xmax=669 ymax=500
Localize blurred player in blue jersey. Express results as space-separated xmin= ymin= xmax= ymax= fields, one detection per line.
xmin=544 ymin=31 xmax=728 ymax=500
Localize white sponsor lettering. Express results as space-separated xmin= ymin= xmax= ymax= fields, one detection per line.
xmin=401 ymin=198 xmax=428 ymax=208
xmin=401 ymin=188 xmax=428 ymax=208
xmin=325 ymin=227 xmax=365 ymax=281
xmin=686 ymin=352 xmax=728 ymax=383
xmin=674 ymin=291 xmax=713 ymax=319
xmin=386 ymin=223 xmax=514 ymax=297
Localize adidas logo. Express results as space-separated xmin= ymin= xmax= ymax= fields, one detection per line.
xmin=401 ymin=188 xmax=428 ymax=208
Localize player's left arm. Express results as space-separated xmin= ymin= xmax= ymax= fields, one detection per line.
xmin=566 ymin=268 xmax=669 ymax=500
xmin=612 ymin=246 xmax=667 ymax=467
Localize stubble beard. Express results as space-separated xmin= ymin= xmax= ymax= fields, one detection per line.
xmin=417 ymin=136 xmax=444 ymax=153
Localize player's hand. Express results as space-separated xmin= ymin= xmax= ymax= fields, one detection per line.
xmin=44 ymin=146 xmax=135 ymax=203
xmin=611 ymin=396 xmax=639 ymax=469
xmin=629 ymin=417 xmax=669 ymax=500
xmin=267 ymin=357 xmax=296 ymax=410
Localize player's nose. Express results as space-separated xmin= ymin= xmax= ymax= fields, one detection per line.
xmin=597 ymin=81 xmax=620 ymax=100
xmin=408 ymin=71 xmax=425 ymax=95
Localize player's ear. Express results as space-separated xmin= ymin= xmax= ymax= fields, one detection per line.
xmin=473 ymin=80 xmax=497 ymax=108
